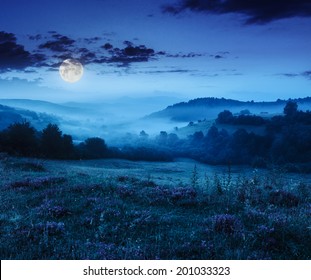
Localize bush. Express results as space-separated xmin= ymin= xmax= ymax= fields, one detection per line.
xmin=78 ymin=137 xmax=108 ymax=158
xmin=269 ymin=190 xmax=299 ymax=207
xmin=213 ymin=214 xmax=242 ymax=235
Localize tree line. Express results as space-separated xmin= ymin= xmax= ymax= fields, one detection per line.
xmin=134 ymin=101 xmax=311 ymax=171
xmin=0 ymin=122 xmax=172 ymax=161
xmin=0 ymin=122 xmax=108 ymax=159
xmin=0 ymin=101 xmax=310 ymax=171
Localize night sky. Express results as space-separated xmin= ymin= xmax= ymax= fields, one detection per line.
xmin=1 ymin=0 xmax=311 ymax=102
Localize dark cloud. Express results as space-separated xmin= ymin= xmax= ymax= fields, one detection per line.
xmin=102 ymin=43 xmax=113 ymax=50
xmin=49 ymin=48 xmax=97 ymax=67
xmin=0 ymin=31 xmax=16 ymax=43
xmin=78 ymin=48 xmax=97 ymax=62
xmin=282 ymin=73 xmax=300 ymax=78
xmin=138 ymin=69 xmax=194 ymax=74
xmin=123 ymin=45 xmax=155 ymax=57
xmin=39 ymin=33 xmax=75 ymax=52
xmin=166 ymin=51 xmax=228 ymax=59
xmin=84 ymin=37 xmax=101 ymax=44
xmin=166 ymin=52 xmax=203 ymax=58
xmin=95 ymin=41 xmax=161 ymax=67
xmin=28 ymin=34 xmax=42 ymax=41
xmin=281 ymin=71 xmax=311 ymax=80
xmin=36 ymin=32 xmax=98 ymax=68
xmin=302 ymin=71 xmax=311 ymax=79
xmin=2 ymin=30 xmax=203 ymax=72
xmin=0 ymin=31 xmax=45 ymax=71
xmin=163 ymin=0 xmax=311 ymax=24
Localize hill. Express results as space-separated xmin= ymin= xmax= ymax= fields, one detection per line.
xmin=147 ymin=97 xmax=311 ymax=122
xmin=0 ymin=103 xmax=59 ymax=130
xmin=0 ymin=99 xmax=94 ymax=116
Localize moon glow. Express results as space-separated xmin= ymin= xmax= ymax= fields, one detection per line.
xmin=59 ymin=59 xmax=83 ymax=83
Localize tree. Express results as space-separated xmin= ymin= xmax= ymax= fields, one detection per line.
xmin=191 ymin=131 xmax=204 ymax=144
xmin=5 ymin=121 xmax=37 ymax=156
xmin=167 ymin=133 xmax=179 ymax=146
xmin=41 ymin=124 xmax=63 ymax=158
xmin=82 ymin=137 xmax=108 ymax=158
xmin=206 ymin=125 xmax=219 ymax=139
xmin=216 ymin=110 xmax=234 ymax=124
xmin=157 ymin=131 xmax=168 ymax=145
xmin=284 ymin=101 xmax=298 ymax=117
xmin=139 ymin=130 xmax=149 ymax=139
xmin=240 ymin=109 xmax=251 ymax=115
xmin=62 ymin=134 xmax=75 ymax=158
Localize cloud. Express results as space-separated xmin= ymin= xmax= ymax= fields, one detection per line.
xmin=102 ymin=43 xmax=113 ymax=50
xmin=137 ymin=69 xmax=195 ymax=74
xmin=28 ymin=34 xmax=42 ymax=41
xmin=95 ymin=41 xmax=162 ymax=67
xmin=282 ymin=73 xmax=300 ymax=78
xmin=77 ymin=48 xmax=97 ymax=64
xmin=36 ymin=35 xmax=164 ymax=68
xmin=163 ymin=0 xmax=311 ymax=24
xmin=39 ymin=33 xmax=75 ymax=52
xmin=0 ymin=77 xmax=42 ymax=87
xmin=281 ymin=71 xmax=311 ymax=80
xmin=166 ymin=52 xmax=203 ymax=58
xmin=0 ymin=31 xmax=45 ymax=71
xmin=84 ymin=37 xmax=101 ymax=44
xmin=302 ymin=71 xmax=311 ymax=79
xmin=2 ymin=30 xmax=208 ymax=73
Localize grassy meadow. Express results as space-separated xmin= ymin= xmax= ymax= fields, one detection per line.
xmin=0 ymin=155 xmax=310 ymax=259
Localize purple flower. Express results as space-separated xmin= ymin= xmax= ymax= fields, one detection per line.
xmin=34 ymin=221 xmax=65 ymax=235
xmin=213 ymin=214 xmax=242 ymax=234
xmin=269 ymin=190 xmax=299 ymax=207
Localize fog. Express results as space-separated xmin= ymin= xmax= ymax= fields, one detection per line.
xmin=1 ymin=96 xmax=310 ymax=146
xmin=0 ymin=97 xmax=186 ymax=144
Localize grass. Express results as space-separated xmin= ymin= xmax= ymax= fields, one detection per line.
xmin=0 ymin=156 xmax=310 ymax=259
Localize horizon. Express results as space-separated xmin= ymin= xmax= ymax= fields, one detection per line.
xmin=1 ymin=94 xmax=311 ymax=106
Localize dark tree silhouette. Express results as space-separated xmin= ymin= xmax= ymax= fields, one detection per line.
xmin=82 ymin=137 xmax=108 ymax=158
xmin=167 ymin=133 xmax=179 ymax=146
xmin=284 ymin=101 xmax=298 ymax=117
xmin=62 ymin=134 xmax=75 ymax=158
xmin=157 ymin=131 xmax=168 ymax=145
xmin=206 ymin=125 xmax=219 ymax=139
xmin=139 ymin=130 xmax=149 ymax=138
xmin=5 ymin=121 xmax=37 ymax=156
xmin=41 ymin=124 xmax=64 ymax=158
xmin=216 ymin=110 xmax=234 ymax=124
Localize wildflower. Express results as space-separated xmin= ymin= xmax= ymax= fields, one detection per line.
xmin=213 ymin=214 xmax=242 ymax=235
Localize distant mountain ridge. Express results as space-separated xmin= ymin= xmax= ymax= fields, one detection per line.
xmin=0 ymin=103 xmax=60 ymax=130
xmin=0 ymin=99 xmax=92 ymax=116
xmin=147 ymin=97 xmax=311 ymax=122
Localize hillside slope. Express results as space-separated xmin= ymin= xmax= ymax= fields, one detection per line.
xmin=147 ymin=97 xmax=311 ymax=122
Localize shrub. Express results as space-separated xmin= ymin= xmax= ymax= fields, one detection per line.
xmin=269 ymin=190 xmax=299 ymax=207
xmin=213 ymin=214 xmax=242 ymax=235
xmin=81 ymin=137 xmax=108 ymax=158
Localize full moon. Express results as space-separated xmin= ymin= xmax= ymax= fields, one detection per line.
xmin=59 ymin=59 xmax=83 ymax=83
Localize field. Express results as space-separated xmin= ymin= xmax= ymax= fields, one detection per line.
xmin=0 ymin=155 xmax=310 ymax=259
